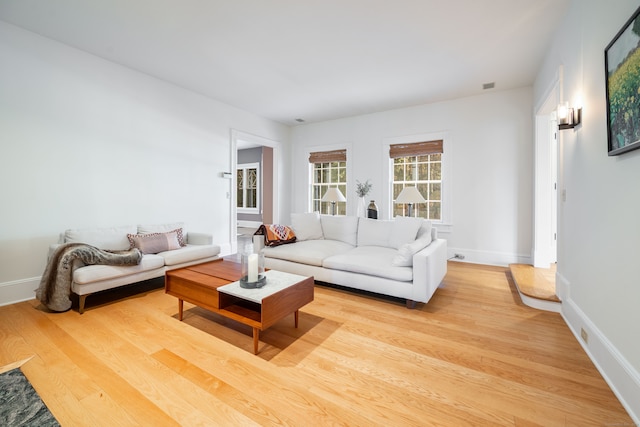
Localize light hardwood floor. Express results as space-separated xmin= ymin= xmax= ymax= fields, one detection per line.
xmin=0 ymin=262 xmax=633 ymax=426
xmin=509 ymin=263 xmax=560 ymax=302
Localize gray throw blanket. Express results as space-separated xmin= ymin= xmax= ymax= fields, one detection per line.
xmin=36 ymin=243 xmax=143 ymax=312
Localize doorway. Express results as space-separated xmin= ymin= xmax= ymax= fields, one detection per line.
xmin=230 ymin=130 xmax=280 ymax=255
xmin=533 ymin=79 xmax=559 ymax=268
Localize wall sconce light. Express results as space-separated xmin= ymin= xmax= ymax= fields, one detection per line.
xmin=321 ymin=187 xmax=346 ymax=215
xmin=557 ymin=102 xmax=582 ymax=130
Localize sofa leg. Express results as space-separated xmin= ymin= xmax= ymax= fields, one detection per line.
xmin=79 ymin=295 xmax=87 ymax=314
xmin=406 ymin=299 xmax=417 ymax=309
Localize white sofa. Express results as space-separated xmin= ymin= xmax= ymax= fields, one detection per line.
xmin=262 ymin=213 xmax=447 ymax=308
xmin=49 ymin=222 xmax=220 ymax=313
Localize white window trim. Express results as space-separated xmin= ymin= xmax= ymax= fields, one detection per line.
xmin=382 ymin=132 xmax=452 ymax=233
xmin=306 ymin=143 xmax=353 ymax=214
xmin=237 ymin=162 xmax=260 ymax=214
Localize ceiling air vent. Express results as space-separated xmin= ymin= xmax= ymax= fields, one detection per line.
xmin=483 ymin=82 xmax=495 ymax=90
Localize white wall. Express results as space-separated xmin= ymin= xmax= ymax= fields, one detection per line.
xmin=290 ymin=87 xmax=534 ymax=266
xmin=534 ymin=0 xmax=640 ymax=421
xmin=0 ymin=21 xmax=290 ymax=305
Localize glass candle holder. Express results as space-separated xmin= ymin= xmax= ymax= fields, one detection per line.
xmin=240 ymin=246 xmax=266 ymax=288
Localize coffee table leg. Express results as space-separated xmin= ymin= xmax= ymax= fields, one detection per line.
xmin=295 ymin=309 xmax=299 ymax=328
xmin=178 ymin=299 xmax=184 ymax=321
xmin=253 ymin=328 xmax=259 ymax=354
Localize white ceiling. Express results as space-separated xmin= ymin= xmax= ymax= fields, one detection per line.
xmin=0 ymin=0 xmax=570 ymax=126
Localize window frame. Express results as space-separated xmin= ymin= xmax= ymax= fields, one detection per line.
xmin=310 ymin=160 xmax=348 ymax=215
xmin=383 ymin=133 xmax=452 ymax=232
xmin=391 ymin=154 xmax=442 ymax=220
xmin=237 ymin=162 xmax=260 ymax=214
xmin=306 ymin=144 xmax=352 ymax=215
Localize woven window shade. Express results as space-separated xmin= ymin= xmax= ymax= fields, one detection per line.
xmin=389 ymin=140 xmax=443 ymax=158
xmin=309 ymin=149 xmax=347 ymax=163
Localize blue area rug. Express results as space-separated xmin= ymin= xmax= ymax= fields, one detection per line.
xmin=0 ymin=368 xmax=59 ymax=427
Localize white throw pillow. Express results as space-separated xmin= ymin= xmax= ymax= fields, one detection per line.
xmin=291 ymin=212 xmax=324 ymax=241
xmin=417 ymin=220 xmax=433 ymax=239
xmin=64 ymin=225 xmax=137 ymax=251
xmin=357 ymin=218 xmax=394 ymax=248
xmin=138 ymin=222 xmax=184 ymax=234
xmin=320 ymin=215 xmax=359 ymax=246
xmin=391 ymin=232 xmax=434 ymax=267
xmin=388 ymin=216 xmax=424 ymax=249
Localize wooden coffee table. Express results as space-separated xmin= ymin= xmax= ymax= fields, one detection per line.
xmin=165 ymin=259 xmax=314 ymax=354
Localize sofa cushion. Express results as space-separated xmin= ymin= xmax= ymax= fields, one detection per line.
xmin=323 ymin=246 xmax=413 ymax=282
xmin=184 ymin=232 xmax=213 ymax=246
xmin=392 ymin=232 xmax=434 ymax=267
xmin=64 ymin=225 xmax=136 ymax=251
xmin=320 ymin=215 xmax=359 ymax=245
xmin=138 ymin=222 xmax=186 ymax=246
xmin=127 ymin=231 xmax=182 ymax=254
xmin=389 ymin=216 xmax=424 ymax=249
xmin=263 ymin=239 xmax=353 ymax=267
xmin=73 ymin=254 xmax=165 ymax=284
xmin=357 ymin=218 xmax=394 ymax=248
xmin=291 ymin=212 xmax=324 ymax=241
xmin=160 ymin=244 xmax=221 ymax=266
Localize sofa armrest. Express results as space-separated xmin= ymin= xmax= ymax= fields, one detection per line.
xmin=186 ymin=232 xmax=213 ymax=245
xmin=411 ymin=238 xmax=447 ymax=303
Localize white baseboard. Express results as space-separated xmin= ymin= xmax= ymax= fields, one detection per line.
xmin=447 ymin=247 xmax=531 ymax=267
xmin=555 ymin=271 xmax=570 ymax=302
xmin=0 ymin=277 xmax=39 ymax=307
xmin=562 ymin=294 xmax=640 ymax=424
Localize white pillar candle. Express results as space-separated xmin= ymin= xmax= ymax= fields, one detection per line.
xmin=253 ymin=235 xmax=263 ymax=254
xmin=248 ymin=253 xmax=259 ymax=282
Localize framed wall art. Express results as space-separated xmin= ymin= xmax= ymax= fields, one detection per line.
xmin=605 ymin=5 xmax=640 ymax=156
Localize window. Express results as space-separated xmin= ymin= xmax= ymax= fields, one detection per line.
xmin=390 ymin=140 xmax=443 ymax=220
xmin=309 ymin=149 xmax=347 ymax=215
xmin=237 ymin=162 xmax=259 ymax=213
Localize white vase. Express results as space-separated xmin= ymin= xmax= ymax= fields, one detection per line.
xmin=357 ymin=196 xmax=367 ymax=218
